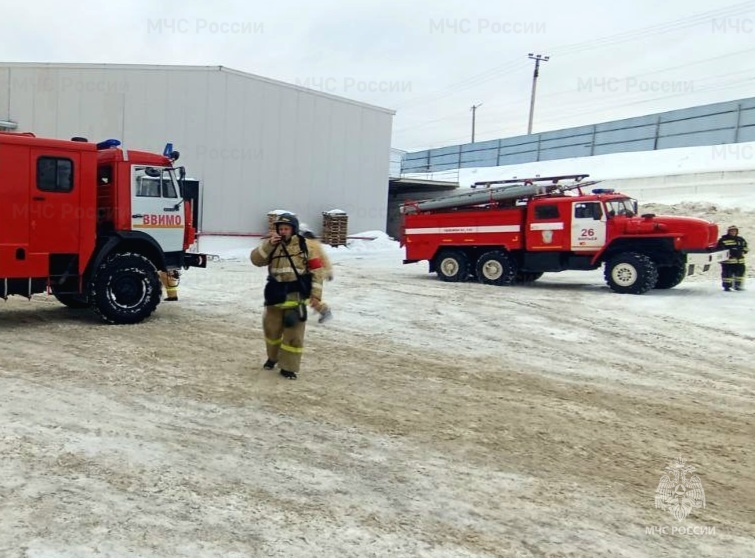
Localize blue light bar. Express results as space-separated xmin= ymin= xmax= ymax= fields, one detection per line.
xmin=163 ymin=142 xmax=174 ymax=157
xmin=96 ymin=139 xmax=121 ymax=150
xmin=592 ymin=188 xmax=615 ymax=194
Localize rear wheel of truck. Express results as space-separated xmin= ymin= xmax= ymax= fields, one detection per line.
xmin=435 ymin=249 xmax=469 ymax=282
xmin=91 ymin=252 xmax=162 ymax=324
xmin=476 ymin=250 xmax=517 ymax=286
xmin=654 ymin=262 xmax=686 ymax=289
xmin=605 ymin=252 xmax=658 ymax=294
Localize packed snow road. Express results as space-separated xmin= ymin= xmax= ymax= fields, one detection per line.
xmin=0 ymin=213 xmax=753 ymax=557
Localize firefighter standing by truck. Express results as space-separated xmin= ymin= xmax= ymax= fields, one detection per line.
xmin=159 ymin=270 xmax=181 ymax=301
xmin=250 ymin=213 xmax=324 ymax=380
xmin=717 ymin=225 xmax=749 ymax=291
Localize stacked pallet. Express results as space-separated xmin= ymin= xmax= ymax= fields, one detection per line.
xmin=322 ymin=210 xmax=348 ymax=246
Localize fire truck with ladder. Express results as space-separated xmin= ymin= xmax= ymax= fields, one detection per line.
xmin=0 ymin=131 xmax=207 ymax=323
xmin=400 ymin=174 xmax=729 ymax=294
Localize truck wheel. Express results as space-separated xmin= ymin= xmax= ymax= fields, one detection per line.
xmin=53 ymin=292 xmax=90 ymax=309
xmin=516 ymin=271 xmax=544 ymax=283
xmin=654 ymin=262 xmax=686 ymax=289
xmin=91 ymin=252 xmax=161 ymax=324
xmin=605 ymin=252 xmax=658 ymax=294
xmin=476 ymin=250 xmax=517 ymax=286
xmin=435 ymin=250 xmax=469 ymax=282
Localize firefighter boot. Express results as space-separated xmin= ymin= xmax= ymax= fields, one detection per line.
xmin=280 ymin=369 xmax=297 ymax=380
xmin=263 ymin=359 xmax=277 ymax=370
xmin=161 ymin=271 xmax=180 ymax=301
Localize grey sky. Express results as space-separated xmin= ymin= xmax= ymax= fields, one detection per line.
xmin=4 ymin=0 xmax=754 ymax=152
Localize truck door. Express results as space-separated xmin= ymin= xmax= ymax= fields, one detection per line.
xmin=527 ymin=202 xmax=566 ymax=250
xmin=130 ymin=165 xmax=184 ymax=253
xmin=29 ymin=150 xmax=81 ymax=255
xmin=570 ymin=201 xmax=606 ymax=251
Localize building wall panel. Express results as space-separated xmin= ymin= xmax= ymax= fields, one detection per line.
xmin=0 ymin=63 xmax=394 ymax=236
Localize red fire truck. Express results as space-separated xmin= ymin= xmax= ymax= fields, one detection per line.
xmin=400 ymin=174 xmax=728 ymax=294
xmin=0 ymin=131 xmax=207 ymax=323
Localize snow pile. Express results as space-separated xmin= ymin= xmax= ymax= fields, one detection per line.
xmin=639 ymin=201 xmax=755 ymax=252
xmin=340 ymin=231 xmax=401 ymax=254
xmin=638 ymin=186 xmax=755 ymax=210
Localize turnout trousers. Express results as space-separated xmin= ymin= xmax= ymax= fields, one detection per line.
xmin=263 ymin=305 xmax=306 ymax=373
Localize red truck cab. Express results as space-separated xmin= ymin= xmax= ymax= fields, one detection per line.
xmin=0 ymin=131 xmax=206 ymax=323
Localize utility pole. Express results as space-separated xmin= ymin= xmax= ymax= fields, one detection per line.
xmin=470 ymin=103 xmax=483 ymax=143
xmin=527 ymin=53 xmax=549 ymax=135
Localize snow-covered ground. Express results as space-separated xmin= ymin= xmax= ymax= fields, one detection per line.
xmin=0 ymin=177 xmax=753 ymax=557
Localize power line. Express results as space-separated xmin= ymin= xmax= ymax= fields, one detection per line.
xmin=394 ymin=40 xmax=755 ymax=141
xmin=420 ymin=77 xmax=754 ymax=149
xmin=393 ymin=1 xmax=755 ymax=118
xmin=392 ymin=56 xmax=754 ymax=138
xmin=391 ymin=59 xmax=529 ymax=110
xmin=552 ymin=1 xmax=755 ymax=56
xmin=404 ymin=72 xmax=754 ymax=149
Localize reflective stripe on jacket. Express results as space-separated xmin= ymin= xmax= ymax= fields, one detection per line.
xmin=717 ymin=235 xmax=749 ymax=264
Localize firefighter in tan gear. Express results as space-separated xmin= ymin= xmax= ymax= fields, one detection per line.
xmin=717 ymin=225 xmax=748 ymax=291
xmin=300 ymin=225 xmax=334 ymax=323
xmin=250 ymin=213 xmax=324 ymax=380
xmin=159 ymin=270 xmax=180 ymax=301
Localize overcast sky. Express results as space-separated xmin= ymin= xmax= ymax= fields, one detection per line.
xmin=4 ymin=0 xmax=754 ymax=152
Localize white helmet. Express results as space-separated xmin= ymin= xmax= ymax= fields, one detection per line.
xmin=299 ymin=222 xmax=316 ymax=239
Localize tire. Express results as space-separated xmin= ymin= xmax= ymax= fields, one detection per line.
xmin=91 ymin=252 xmax=162 ymax=324
xmin=654 ymin=262 xmax=686 ymax=289
xmin=435 ymin=249 xmax=469 ymax=282
xmin=516 ymin=271 xmax=544 ymax=284
xmin=476 ymin=250 xmax=517 ymax=286
xmin=53 ymin=292 xmax=90 ymax=309
xmin=604 ymin=252 xmax=658 ymax=294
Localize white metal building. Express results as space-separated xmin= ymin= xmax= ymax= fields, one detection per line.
xmin=0 ymin=63 xmax=395 ymax=235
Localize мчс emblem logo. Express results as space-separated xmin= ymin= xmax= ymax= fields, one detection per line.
xmin=655 ymin=457 xmax=706 ymax=521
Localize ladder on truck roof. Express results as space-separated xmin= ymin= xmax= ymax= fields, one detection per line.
xmin=399 ymin=174 xmax=600 ymax=214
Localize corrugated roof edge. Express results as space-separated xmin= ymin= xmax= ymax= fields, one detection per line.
xmin=217 ymin=66 xmax=396 ymax=116
xmin=0 ymin=62 xmax=397 ymax=116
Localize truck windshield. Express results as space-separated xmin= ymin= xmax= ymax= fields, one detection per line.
xmin=605 ymin=198 xmax=638 ymax=218
xmin=135 ymin=167 xmax=179 ymax=198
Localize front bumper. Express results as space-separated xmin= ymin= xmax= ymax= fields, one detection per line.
xmin=685 ymin=249 xmax=729 ymax=275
